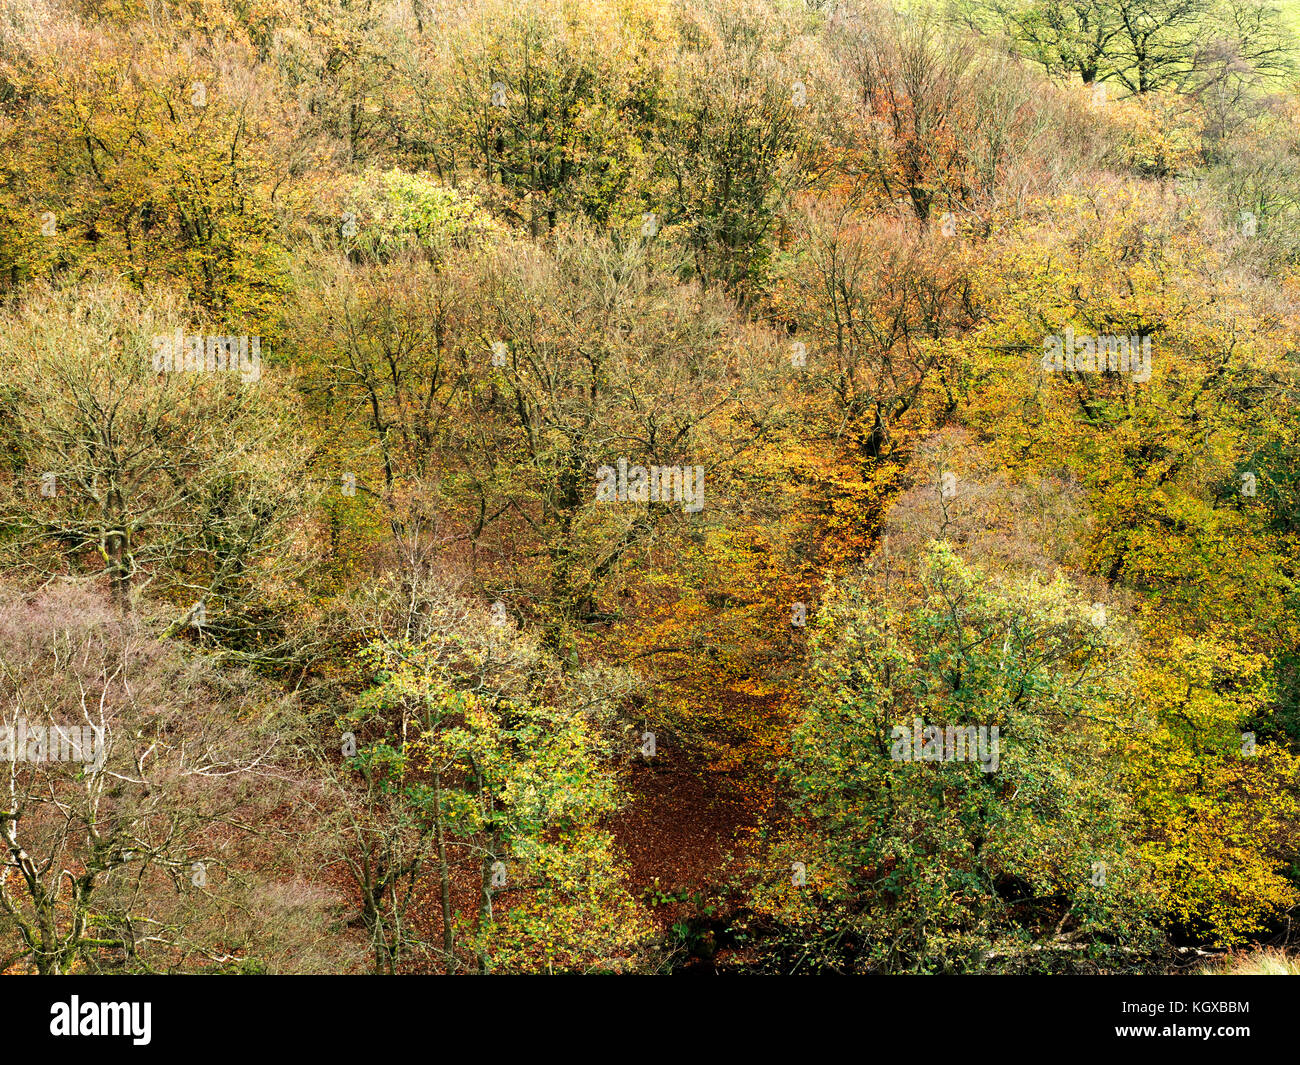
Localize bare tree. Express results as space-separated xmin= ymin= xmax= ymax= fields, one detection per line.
xmin=0 ymin=582 xmax=289 ymax=973
xmin=0 ymin=281 xmax=313 ymax=649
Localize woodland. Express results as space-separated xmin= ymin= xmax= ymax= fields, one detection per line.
xmin=1 ymin=0 xmax=1299 ymax=975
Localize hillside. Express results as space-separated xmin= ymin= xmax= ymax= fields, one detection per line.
xmin=1 ymin=0 xmax=1299 ymax=982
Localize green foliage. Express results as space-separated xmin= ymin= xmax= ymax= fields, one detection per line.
xmin=336 ymin=607 xmax=652 ymax=973
xmin=1 ymin=0 xmax=1299 ymax=977
xmin=771 ymin=543 xmax=1165 ymax=972
xmin=344 ymin=169 xmax=501 ymax=261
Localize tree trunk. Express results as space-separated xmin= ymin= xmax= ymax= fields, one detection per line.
xmin=432 ymin=769 xmax=455 ymax=971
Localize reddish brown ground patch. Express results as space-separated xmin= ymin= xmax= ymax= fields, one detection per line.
xmin=611 ymin=757 xmax=753 ymax=899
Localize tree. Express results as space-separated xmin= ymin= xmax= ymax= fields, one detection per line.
xmin=772 ymin=542 xmax=1163 ymax=972
xmin=775 ymin=205 xmax=977 ymax=458
xmin=835 ymin=5 xmax=1100 ymax=227
xmin=429 ymin=0 xmax=666 ymax=233
xmin=319 ymin=571 xmax=650 ymax=973
xmin=471 ymin=226 xmax=778 ymax=634
xmin=951 ymin=0 xmax=1126 ymax=84
xmin=0 ymin=582 xmax=291 ymax=973
xmin=953 ymin=0 xmax=1294 ymax=95
xmin=0 ymin=2 xmax=296 ymax=318
xmin=0 ymin=282 xmax=310 ymax=651
xmin=656 ymin=0 xmax=822 ymax=295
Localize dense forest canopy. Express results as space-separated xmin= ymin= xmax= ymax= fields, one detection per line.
xmin=1 ymin=0 xmax=1299 ymax=976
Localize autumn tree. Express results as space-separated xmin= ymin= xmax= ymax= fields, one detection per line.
xmin=0 ymin=282 xmax=311 ymax=651
xmin=0 ymin=0 xmax=299 ymax=319
xmin=319 ymin=571 xmax=650 ymax=973
xmin=0 ymin=582 xmax=293 ymax=973
xmin=769 ymin=543 xmax=1163 ymax=972
xmin=655 ymin=0 xmax=823 ymax=294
